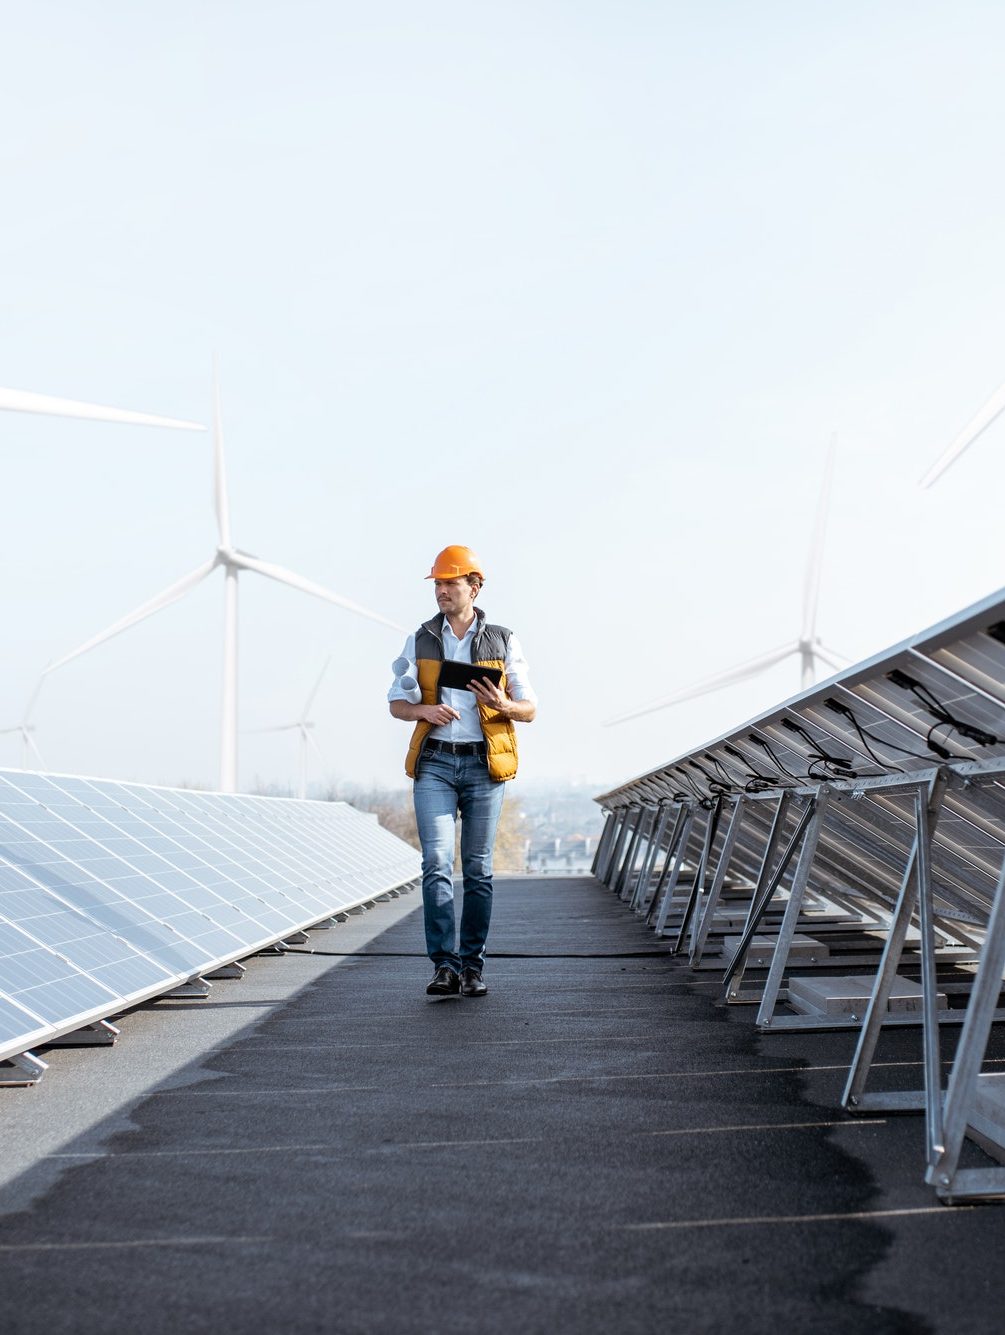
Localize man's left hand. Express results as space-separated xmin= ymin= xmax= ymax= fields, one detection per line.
xmin=469 ymin=676 xmax=511 ymax=716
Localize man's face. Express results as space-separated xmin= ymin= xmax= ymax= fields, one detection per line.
xmin=434 ymin=577 xmax=477 ymax=617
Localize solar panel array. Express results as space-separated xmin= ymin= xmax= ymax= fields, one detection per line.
xmin=595 ymin=585 xmax=1005 ymax=1204
xmin=0 ymin=771 xmax=420 ymax=1076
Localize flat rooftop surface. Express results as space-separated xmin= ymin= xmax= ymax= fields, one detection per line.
xmin=2 ymin=875 xmax=1005 ymax=1334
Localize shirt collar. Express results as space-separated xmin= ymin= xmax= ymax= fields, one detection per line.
xmin=421 ymin=606 xmax=484 ymax=641
xmin=441 ymin=609 xmax=480 ymax=642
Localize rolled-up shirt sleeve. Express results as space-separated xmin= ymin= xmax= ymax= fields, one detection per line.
xmin=505 ymin=633 xmax=537 ymax=704
xmin=387 ymin=634 xmax=418 ymax=703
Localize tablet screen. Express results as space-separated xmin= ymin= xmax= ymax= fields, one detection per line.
xmin=439 ymin=661 xmax=504 ymax=692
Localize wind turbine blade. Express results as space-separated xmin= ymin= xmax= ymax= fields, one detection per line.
xmin=813 ymin=642 xmax=850 ymax=672
xmin=0 ymin=386 xmax=205 ymax=431
xmin=20 ymin=674 xmax=45 ymax=727
xmin=604 ymin=642 xmax=799 ymax=726
xmin=801 ymin=436 xmax=835 ymax=644
xmin=45 ymin=558 xmax=218 ymax=674
xmin=244 ymin=723 xmax=300 ymax=733
xmin=921 ymin=377 xmax=1005 ymax=488
xmin=231 ymin=552 xmax=406 ymax=631
xmin=212 ymin=358 xmax=232 ymax=548
xmin=25 ymin=730 xmax=46 ymax=769
xmin=306 ymin=730 xmax=327 ymax=769
xmin=300 ymin=655 xmax=332 ymax=723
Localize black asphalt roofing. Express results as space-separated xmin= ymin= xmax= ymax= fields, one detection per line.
xmin=2 ymin=875 xmax=1005 ymax=1334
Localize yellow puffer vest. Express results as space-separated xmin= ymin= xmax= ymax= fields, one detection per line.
xmin=404 ymin=612 xmax=518 ymax=783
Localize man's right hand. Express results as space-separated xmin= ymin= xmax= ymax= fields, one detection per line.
xmin=421 ymin=703 xmax=461 ymax=726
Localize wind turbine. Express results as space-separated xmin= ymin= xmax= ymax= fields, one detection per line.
xmin=248 ymin=656 xmax=331 ymax=800
xmin=920 ymin=376 xmax=1005 ymax=488
xmin=0 ymin=678 xmax=46 ymax=770
xmin=605 ymin=438 xmax=847 ymax=727
xmin=44 ymin=367 xmax=405 ymax=793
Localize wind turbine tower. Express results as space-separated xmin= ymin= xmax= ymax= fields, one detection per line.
xmin=248 ymin=656 xmax=332 ymax=800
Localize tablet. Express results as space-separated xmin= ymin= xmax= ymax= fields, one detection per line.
xmin=439 ymin=660 xmax=504 ymax=692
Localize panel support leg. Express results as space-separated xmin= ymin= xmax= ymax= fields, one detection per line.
xmin=0 ymin=1051 xmax=48 ymax=1086
xmin=630 ymin=803 xmax=671 ymax=914
xmin=722 ymin=796 xmax=812 ymax=999
xmin=842 ymin=773 xmax=946 ymax=1113
xmin=615 ymin=808 xmax=648 ymax=900
xmin=928 ymin=846 xmax=1005 ymax=1200
xmin=756 ymin=790 xmax=830 ymax=1029
xmin=673 ymin=799 xmax=721 ymax=955
xmin=690 ymin=798 xmax=747 ymax=966
xmin=653 ymin=808 xmax=696 ymax=936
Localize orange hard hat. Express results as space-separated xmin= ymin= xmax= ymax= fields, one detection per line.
xmin=426 ymin=545 xmax=485 ymax=581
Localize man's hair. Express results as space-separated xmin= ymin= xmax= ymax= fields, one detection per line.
xmin=465 ymin=573 xmax=483 ymax=591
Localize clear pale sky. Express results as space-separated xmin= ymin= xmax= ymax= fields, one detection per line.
xmin=1 ymin=1 xmax=1003 ymax=794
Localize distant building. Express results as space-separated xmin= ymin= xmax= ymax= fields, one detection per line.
xmin=526 ymin=832 xmax=595 ymax=876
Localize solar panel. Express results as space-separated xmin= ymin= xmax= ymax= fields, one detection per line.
xmin=0 ymin=771 xmax=420 ymax=1082
xmin=595 ymin=586 xmax=1005 ymax=1204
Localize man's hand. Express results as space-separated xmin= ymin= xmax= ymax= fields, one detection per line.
xmin=469 ymin=677 xmax=536 ymax=722
xmin=422 ymin=702 xmax=461 ymax=726
xmin=388 ymin=700 xmax=460 ymax=724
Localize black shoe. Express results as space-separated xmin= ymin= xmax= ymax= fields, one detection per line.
xmin=460 ymin=967 xmax=488 ymax=998
xmin=426 ymin=966 xmax=460 ymax=996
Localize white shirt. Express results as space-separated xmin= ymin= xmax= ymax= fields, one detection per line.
xmin=388 ymin=616 xmax=537 ymax=744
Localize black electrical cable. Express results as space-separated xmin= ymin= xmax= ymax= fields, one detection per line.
xmin=283 ymin=949 xmax=678 ymax=960
xmin=749 ymin=733 xmax=804 ymax=782
xmin=674 ymin=766 xmax=710 ymax=804
xmin=823 ymin=697 xmax=931 ymax=766
xmin=780 ymin=718 xmax=859 ymax=778
xmin=887 ymin=669 xmax=998 ymax=750
xmin=722 ymin=743 xmax=787 ymax=793
xmin=688 ymin=758 xmax=736 ymax=796
xmin=706 ymin=752 xmax=745 ymax=789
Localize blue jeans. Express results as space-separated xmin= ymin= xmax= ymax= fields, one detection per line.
xmin=413 ymin=748 xmax=506 ymax=972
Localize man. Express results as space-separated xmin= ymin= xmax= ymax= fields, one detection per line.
xmin=388 ymin=545 xmax=537 ymax=999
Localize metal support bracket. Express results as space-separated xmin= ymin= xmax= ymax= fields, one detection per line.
xmin=653 ymin=807 xmax=696 ymax=936
xmin=673 ymin=799 xmax=722 ymax=955
xmin=926 ymin=843 xmax=1005 ymax=1201
xmin=165 ymin=976 xmax=212 ymax=999
xmin=756 ymin=789 xmax=831 ymax=1029
xmin=45 ymin=1020 xmax=120 ymax=1047
xmin=615 ymin=807 xmax=649 ymax=901
xmin=842 ymin=773 xmax=948 ymax=1116
xmin=630 ymin=804 xmax=670 ymax=914
xmin=722 ymin=795 xmax=813 ymax=999
xmin=0 ymin=1051 xmax=48 ymax=1086
xmin=690 ymin=797 xmax=747 ymax=966
xmin=206 ymin=961 xmax=247 ymax=979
